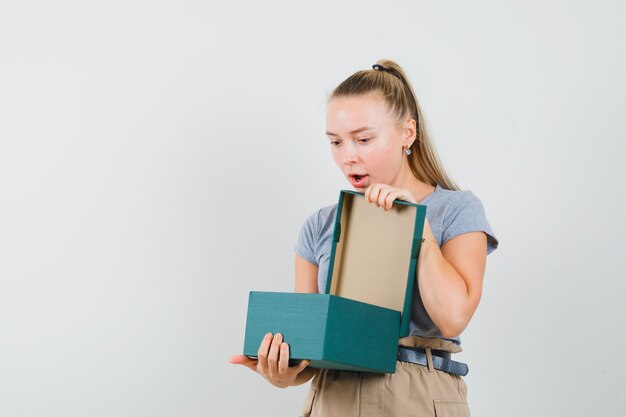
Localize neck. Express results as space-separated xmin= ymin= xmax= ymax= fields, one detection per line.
xmin=391 ymin=160 xmax=435 ymax=203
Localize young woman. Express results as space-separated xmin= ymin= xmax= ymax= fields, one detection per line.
xmin=230 ymin=59 xmax=499 ymax=417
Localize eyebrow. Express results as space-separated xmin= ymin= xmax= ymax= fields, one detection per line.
xmin=325 ymin=127 xmax=375 ymax=137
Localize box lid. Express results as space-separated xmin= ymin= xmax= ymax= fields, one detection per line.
xmin=325 ymin=190 xmax=427 ymax=338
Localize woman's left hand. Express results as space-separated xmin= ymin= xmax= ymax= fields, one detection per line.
xmin=364 ymin=183 xmax=417 ymax=210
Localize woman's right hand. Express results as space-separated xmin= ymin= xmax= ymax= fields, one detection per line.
xmin=229 ymin=332 xmax=311 ymax=388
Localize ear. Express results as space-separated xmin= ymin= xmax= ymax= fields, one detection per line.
xmin=402 ymin=118 xmax=417 ymax=148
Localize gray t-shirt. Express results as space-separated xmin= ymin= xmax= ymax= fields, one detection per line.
xmin=294 ymin=184 xmax=499 ymax=346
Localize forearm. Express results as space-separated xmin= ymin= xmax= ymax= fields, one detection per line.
xmin=417 ymin=241 xmax=473 ymax=338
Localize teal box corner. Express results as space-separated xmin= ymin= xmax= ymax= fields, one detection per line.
xmin=242 ymin=190 xmax=426 ymax=374
xmin=243 ymin=292 xmax=401 ymax=373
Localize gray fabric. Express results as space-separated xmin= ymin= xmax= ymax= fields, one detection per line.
xmin=294 ymin=184 xmax=499 ymax=346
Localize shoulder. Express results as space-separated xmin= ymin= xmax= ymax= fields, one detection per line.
xmin=439 ymin=189 xmax=485 ymax=220
xmin=300 ymin=203 xmax=338 ymax=233
xmin=295 ymin=202 xmax=338 ymax=265
xmin=431 ymin=187 xmax=499 ymax=255
xmin=429 ymin=185 xmax=476 ymax=202
xmin=423 ymin=186 xmax=481 ymax=220
xmin=302 ymin=203 xmax=337 ymax=235
xmin=316 ymin=202 xmax=338 ymax=221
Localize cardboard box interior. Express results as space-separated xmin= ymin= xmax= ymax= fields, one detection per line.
xmin=328 ymin=193 xmax=420 ymax=315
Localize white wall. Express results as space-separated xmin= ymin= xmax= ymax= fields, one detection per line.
xmin=1 ymin=1 xmax=624 ymax=416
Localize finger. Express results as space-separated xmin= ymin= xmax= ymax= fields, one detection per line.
xmin=394 ymin=188 xmax=417 ymax=204
xmin=294 ymin=359 xmax=311 ymax=373
xmin=365 ymin=183 xmax=380 ymax=203
xmin=257 ymin=333 xmax=273 ymax=372
xmin=369 ymin=184 xmax=382 ymax=206
xmin=377 ymin=186 xmax=392 ymax=208
xmin=267 ymin=333 xmax=283 ymax=376
xmin=229 ymin=355 xmax=258 ymax=371
xmin=384 ymin=190 xmax=399 ymax=210
xmin=278 ymin=342 xmax=290 ymax=375
xmin=365 ymin=185 xmax=373 ymax=202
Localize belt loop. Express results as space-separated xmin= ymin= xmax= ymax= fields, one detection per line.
xmin=425 ymin=348 xmax=434 ymax=372
xmin=311 ymin=369 xmax=321 ymax=390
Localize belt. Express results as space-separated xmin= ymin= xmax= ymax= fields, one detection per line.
xmin=397 ymin=346 xmax=469 ymax=376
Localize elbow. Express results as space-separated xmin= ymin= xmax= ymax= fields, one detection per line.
xmin=437 ymin=315 xmax=470 ymax=339
xmin=438 ymin=297 xmax=480 ymax=339
xmin=439 ymin=326 xmax=463 ymax=339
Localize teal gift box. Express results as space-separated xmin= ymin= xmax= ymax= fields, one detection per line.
xmin=242 ymin=190 xmax=427 ymax=373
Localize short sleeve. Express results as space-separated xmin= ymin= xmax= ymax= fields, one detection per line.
xmin=294 ymin=210 xmax=320 ymax=265
xmin=441 ymin=192 xmax=499 ymax=255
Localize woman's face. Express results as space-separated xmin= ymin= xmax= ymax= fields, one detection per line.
xmin=326 ymin=93 xmax=412 ymax=191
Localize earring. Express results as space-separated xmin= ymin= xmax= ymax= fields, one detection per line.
xmin=404 ymin=147 xmax=412 ymax=155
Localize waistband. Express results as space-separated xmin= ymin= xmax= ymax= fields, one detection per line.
xmin=397 ymin=346 xmax=469 ymax=376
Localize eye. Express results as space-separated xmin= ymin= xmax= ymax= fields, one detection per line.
xmin=356 ymin=137 xmax=372 ymax=143
xmin=329 ymin=140 xmax=341 ymax=146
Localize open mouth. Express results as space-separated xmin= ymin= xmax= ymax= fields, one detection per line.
xmin=349 ymin=174 xmax=369 ymax=188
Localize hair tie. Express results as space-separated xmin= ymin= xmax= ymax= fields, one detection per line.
xmin=372 ymin=64 xmax=392 ymax=73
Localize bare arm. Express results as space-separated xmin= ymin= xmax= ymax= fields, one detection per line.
xmin=295 ymin=254 xmax=319 ymax=293
xmin=417 ymin=219 xmax=487 ymax=338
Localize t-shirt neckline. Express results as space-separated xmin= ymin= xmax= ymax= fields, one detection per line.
xmin=418 ymin=184 xmax=440 ymax=205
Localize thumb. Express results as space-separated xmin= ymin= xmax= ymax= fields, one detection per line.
xmin=229 ymin=354 xmax=258 ymax=371
xmin=295 ymin=359 xmax=311 ymax=373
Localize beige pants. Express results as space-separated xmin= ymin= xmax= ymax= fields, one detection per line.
xmin=300 ymin=337 xmax=470 ymax=417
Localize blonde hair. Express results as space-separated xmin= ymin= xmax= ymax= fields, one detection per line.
xmin=329 ymin=59 xmax=460 ymax=191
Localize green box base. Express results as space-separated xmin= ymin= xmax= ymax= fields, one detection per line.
xmin=243 ymin=292 xmax=400 ymax=373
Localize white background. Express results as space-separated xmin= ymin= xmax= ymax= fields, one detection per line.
xmin=1 ymin=1 xmax=625 ymax=416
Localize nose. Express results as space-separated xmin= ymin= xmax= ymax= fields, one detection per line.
xmin=341 ymin=142 xmax=358 ymax=166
